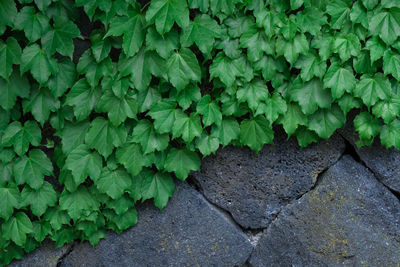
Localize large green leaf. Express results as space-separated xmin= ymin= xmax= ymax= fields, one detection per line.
xmin=308 ymin=105 xmax=345 ymax=139
xmin=116 ymin=143 xmax=145 ymax=176
xmin=323 ymin=62 xmax=355 ymax=99
xmin=181 ymin=14 xmax=221 ymax=54
xmin=0 ymin=184 xmax=20 ymax=220
xmin=21 ymin=182 xmax=57 ymax=217
xmin=369 ymin=7 xmax=400 ymax=45
xmin=2 ymin=212 xmax=33 ymax=246
xmin=64 ymin=144 xmax=102 ymax=185
xmin=196 ymin=95 xmax=222 ymax=127
xmin=166 ymin=48 xmax=201 ymax=91
xmin=2 ymin=121 xmax=41 ymax=156
xmin=132 ymin=120 xmax=169 ymax=154
xmin=0 ymin=70 xmax=30 ymax=111
xmin=14 ymin=6 xmax=49 ymax=42
xmin=148 ymin=100 xmax=179 ymax=134
xmin=41 ymin=17 xmax=80 ymax=58
xmin=354 ymin=112 xmax=382 ymax=140
xmin=239 ymin=116 xmax=274 ymax=152
xmin=0 ymin=38 xmax=21 ymax=81
xmin=138 ymin=169 xmax=175 ymax=210
xmin=172 ymin=111 xmax=202 ymax=142
xmin=236 ymin=79 xmax=269 ymax=112
xmin=22 ymin=88 xmax=60 ymax=126
xmin=290 ymin=78 xmax=332 ymax=115
xmin=211 ymin=118 xmax=240 ymax=146
xmin=85 ymin=117 xmax=127 ymax=158
xmin=165 ymin=148 xmax=200 ymax=180
xmin=21 ymin=44 xmax=57 ymax=84
xmin=380 ymin=119 xmax=400 ymax=149
xmin=13 ymin=149 xmax=53 ymax=189
xmin=145 ymin=0 xmax=189 ymax=34
xmin=96 ymin=168 xmax=132 ymax=199
xmin=354 ymin=73 xmax=391 ymax=107
xmin=105 ymin=6 xmax=145 ymax=56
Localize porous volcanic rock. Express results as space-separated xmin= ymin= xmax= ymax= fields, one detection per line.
xmin=60 ymin=182 xmax=253 ymax=267
xmin=192 ymin=131 xmax=345 ymax=229
xmin=9 ymin=240 xmax=71 ymax=267
xmin=249 ymin=156 xmax=400 ymax=266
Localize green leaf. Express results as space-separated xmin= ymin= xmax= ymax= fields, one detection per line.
xmin=171 ymin=84 xmax=201 ymax=110
xmin=47 ymin=59 xmax=76 ymax=98
xmin=239 ymin=24 xmax=272 ymax=62
xmin=354 ymin=112 xmax=381 ymax=140
xmin=41 ymin=17 xmax=80 ymax=58
xmin=96 ymin=168 xmax=132 ymax=199
xmin=240 ymin=115 xmax=274 ymax=152
xmin=290 ymin=78 xmax=332 ymax=115
xmin=333 ymin=34 xmax=361 ymax=61
xmin=383 ymin=50 xmax=400 ymax=80
xmin=196 ymin=95 xmax=222 ymax=127
xmin=365 ymin=36 xmax=386 ymax=63
xmin=146 ymin=27 xmax=179 ymax=59
xmin=65 ymin=144 xmax=102 ymax=185
xmin=0 ymin=69 xmax=30 ymax=111
xmin=0 ymin=38 xmax=21 ymax=81
xmin=308 ymin=105 xmax=345 ymax=139
xmin=255 ymin=92 xmax=287 ymax=124
xmin=165 ymin=148 xmax=201 ymax=180
xmin=380 ymin=119 xmax=400 ymax=149
xmin=350 ymin=1 xmax=369 ymax=28
xmin=372 ymin=96 xmax=400 ymax=123
xmin=209 ymin=52 xmax=241 ymax=87
xmin=369 ymin=7 xmax=400 ymax=45
xmin=60 ymin=121 xmax=90 ymax=155
xmin=295 ymin=126 xmax=319 ymax=147
xmin=0 ymin=184 xmax=20 ymax=220
xmin=337 ymin=93 xmax=363 ymax=114
xmin=139 ymin=169 xmax=175 ymax=209
xmin=0 ymin=0 xmax=17 ymax=33
xmin=77 ymin=51 xmax=113 ymax=87
xmin=275 ymin=34 xmax=309 ymax=65
xmin=65 ymin=79 xmax=101 ymax=121
xmin=148 ymin=100 xmax=179 ymax=134
xmin=85 ymin=117 xmax=127 ymax=158
xmin=59 ymin=186 xmax=100 ymax=221
xmin=326 ymin=0 xmax=351 ymax=29
xmin=166 ymin=48 xmax=201 ymax=91
xmin=294 ymin=52 xmax=326 ymax=82
xmin=116 ymin=143 xmax=144 ymax=176
xmin=97 ymin=89 xmax=137 ymax=126
xmin=354 ymin=73 xmax=391 ymax=107
xmin=13 ymin=149 xmax=53 ymax=189
xmin=196 ymin=133 xmax=219 ymax=156
xmin=2 ymin=121 xmax=41 ymax=156
xmin=236 ymin=79 xmax=269 ymax=112
xmin=2 ymin=212 xmax=33 ymax=246
xmin=21 ymin=182 xmax=57 ymax=217
xmin=132 ymin=120 xmax=169 ymax=154
xmin=278 ymin=103 xmax=308 ymax=136
xmin=14 ymin=6 xmax=50 ymax=42
xmin=105 ymin=7 xmax=145 ymax=57
xmin=90 ymin=31 xmax=111 ymax=63
xmin=145 ymin=0 xmax=189 ymax=35
xmin=181 ymin=14 xmax=221 ymax=54
xmin=21 ymin=44 xmax=56 ymax=84
xmin=323 ymin=62 xmax=355 ymax=99
xmin=22 ymin=88 xmax=60 ymax=126
xmin=296 ymin=7 xmax=327 ymax=35
xmin=211 ymin=118 xmax=240 ymax=146
xmin=137 ymin=86 xmax=162 ymax=113
xmin=172 ymin=111 xmax=202 ymax=142
xmin=43 ymin=207 xmax=70 ymax=231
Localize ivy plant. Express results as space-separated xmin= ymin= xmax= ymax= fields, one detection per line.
xmin=1 ymin=0 xmax=400 ymax=264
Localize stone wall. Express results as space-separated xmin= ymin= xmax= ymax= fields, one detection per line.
xmin=10 ymin=125 xmax=400 ymax=266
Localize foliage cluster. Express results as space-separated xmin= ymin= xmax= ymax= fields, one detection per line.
xmin=1 ymin=0 xmax=400 ymax=264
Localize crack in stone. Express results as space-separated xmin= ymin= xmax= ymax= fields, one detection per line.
xmin=339 ymin=134 xmax=400 ymax=203
xmin=56 ymin=242 xmax=75 ymax=267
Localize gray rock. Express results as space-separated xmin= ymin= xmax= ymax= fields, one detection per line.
xmin=340 ymin=116 xmax=400 ymax=193
xmin=192 ymin=132 xmax=345 ymax=229
xmin=249 ymin=156 xmax=400 ymax=266
xmin=61 ymin=182 xmax=253 ymax=267
xmin=9 ymin=240 xmax=71 ymax=267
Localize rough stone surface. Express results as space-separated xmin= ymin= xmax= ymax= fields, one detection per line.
xmin=340 ymin=116 xmax=400 ymax=193
xmin=249 ymin=156 xmax=400 ymax=266
xmin=192 ymin=132 xmax=345 ymax=229
xmin=9 ymin=240 xmax=70 ymax=267
xmin=60 ymin=182 xmax=253 ymax=267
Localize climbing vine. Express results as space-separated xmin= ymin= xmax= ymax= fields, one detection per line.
xmin=1 ymin=0 xmax=400 ymax=264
